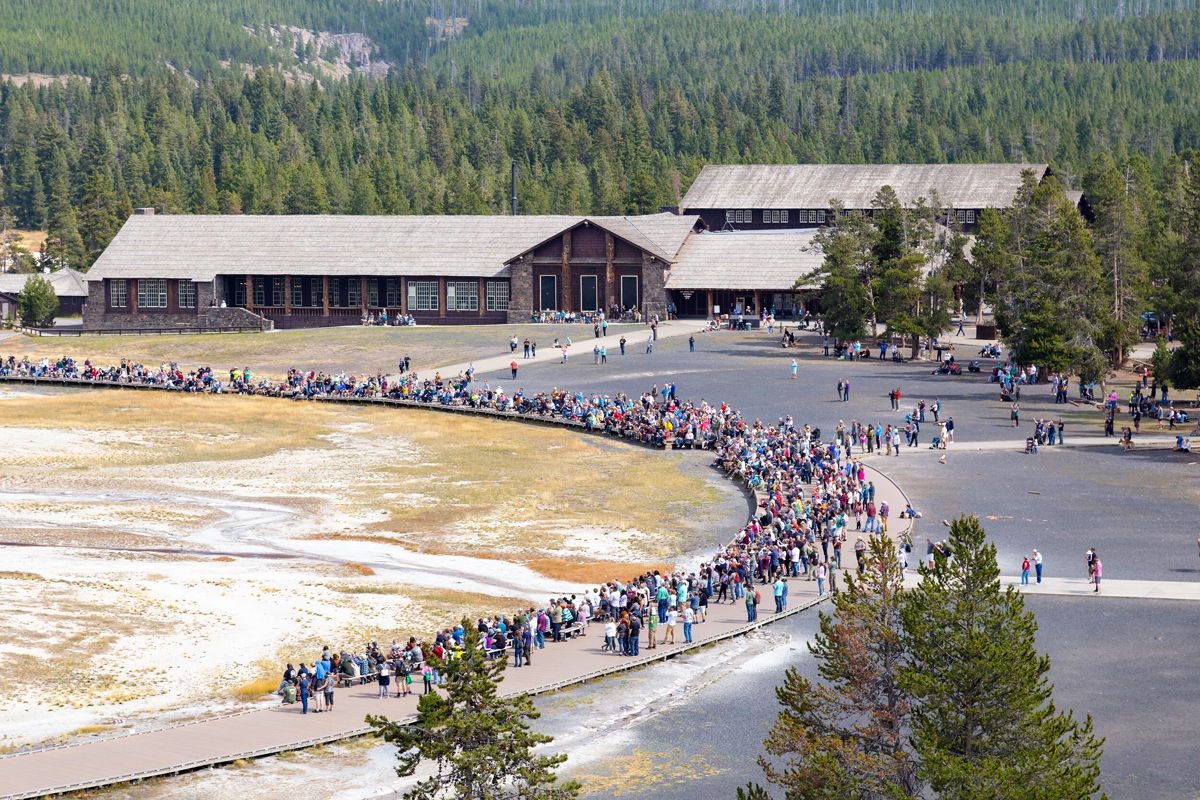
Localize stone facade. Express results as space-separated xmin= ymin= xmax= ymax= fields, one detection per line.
xmin=641 ymin=253 xmax=668 ymax=320
xmin=506 ymin=255 xmax=534 ymax=324
xmin=84 ymin=281 xmax=271 ymax=331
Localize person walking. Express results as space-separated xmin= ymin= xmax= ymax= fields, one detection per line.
xmin=1021 ymin=555 xmax=1031 ymax=585
xmin=510 ymin=360 xmax=518 ymax=380
xmin=791 ymin=359 xmax=798 ymax=379
xmin=1032 ymin=549 xmax=1043 ymax=583
xmin=646 ymin=334 xmax=654 ymax=354
xmin=619 ymin=336 xmax=626 ymax=355
xmin=956 ymin=317 xmax=966 ymax=336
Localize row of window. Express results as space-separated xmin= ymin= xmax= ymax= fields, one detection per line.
xmin=726 ymin=209 xmax=827 ymax=225
xmin=112 ymin=278 xmax=512 ymax=312
xmin=109 ymin=279 xmax=195 ymax=309
xmin=727 ymin=208 xmax=976 ymax=225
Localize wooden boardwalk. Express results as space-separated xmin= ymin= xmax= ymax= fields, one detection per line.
xmin=0 ymin=375 xmax=913 ymax=799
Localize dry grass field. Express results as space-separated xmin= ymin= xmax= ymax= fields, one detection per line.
xmin=4 ymin=321 xmax=640 ymax=377
xmin=0 ymin=385 xmax=735 ymax=747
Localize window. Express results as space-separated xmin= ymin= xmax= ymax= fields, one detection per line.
xmin=109 ymin=279 xmax=127 ymax=308
xmin=954 ymin=209 xmax=975 ymax=225
xmin=137 ymin=279 xmax=167 ymax=308
xmin=486 ymin=281 xmax=509 ymax=311
xmin=253 ymin=278 xmax=265 ymax=306
xmin=329 ymin=279 xmax=341 ymax=307
xmin=802 ymin=209 xmax=825 ymax=224
xmin=764 ymin=210 xmax=788 ymax=224
xmin=447 ymin=281 xmax=478 ymax=311
xmin=292 ymin=279 xmax=304 ymax=307
xmin=368 ymin=279 xmax=380 ymax=307
xmin=966 ymin=209 xmax=976 ymax=224
xmin=233 ymin=280 xmax=246 ymax=307
xmin=386 ymin=278 xmax=401 ymax=307
xmin=817 ymin=209 xmax=827 ymax=223
xmin=311 ymin=279 xmax=323 ymax=308
xmin=346 ymin=279 xmax=361 ymax=308
xmin=178 ymin=279 xmax=196 ymax=308
xmin=781 ymin=210 xmax=789 ymax=224
xmin=408 ymin=280 xmax=439 ymax=311
xmin=271 ymin=277 xmax=285 ymax=307
xmin=725 ymin=209 xmax=753 ymax=225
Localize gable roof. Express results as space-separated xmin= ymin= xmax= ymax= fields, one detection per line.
xmin=681 ymin=163 xmax=1050 ymax=211
xmin=87 ymin=214 xmax=698 ymax=283
xmin=666 ymin=230 xmax=826 ymax=291
xmin=0 ymin=268 xmax=87 ymax=297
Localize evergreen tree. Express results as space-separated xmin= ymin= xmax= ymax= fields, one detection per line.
xmin=367 ymin=621 xmax=580 ymax=800
xmin=749 ymin=534 xmax=919 ymax=800
xmin=899 ymin=516 xmax=1104 ymax=800
xmin=17 ymin=274 xmax=59 ymax=327
xmin=78 ymin=170 xmax=124 ymax=267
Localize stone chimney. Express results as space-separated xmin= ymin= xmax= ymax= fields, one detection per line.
xmin=133 ymin=208 xmax=156 ymax=216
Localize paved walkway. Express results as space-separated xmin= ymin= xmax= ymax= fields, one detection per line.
xmin=409 ymin=319 xmax=704 ymax=381
xmin=0 ymin=385 xmax=910 ymax=800
xmin=999 ymin=576 xmax=1200 ymax=601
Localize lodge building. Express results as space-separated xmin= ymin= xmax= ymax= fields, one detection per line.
xmin=84 ymin=163 xmax=1059 ymax=330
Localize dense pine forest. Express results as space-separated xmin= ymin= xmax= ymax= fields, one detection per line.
xmin=1 ymin=0 xmax=1200 ymax=277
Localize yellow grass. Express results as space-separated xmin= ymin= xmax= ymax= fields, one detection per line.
xmin=342 ymin=562 xmax=375 ymax=576
xmin=523 ymin=558 xmax=676 ymax=585
xmin=212 ymin=556 xmax=236 ymax=562
xmin=12 ymin=229 xmax=46 ymax=251
xmin=68 ymin=725 xmax=111 ymax=736
xmin=231 ymin=678 xmax=279 ymax=701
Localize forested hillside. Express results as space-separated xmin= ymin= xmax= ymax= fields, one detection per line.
xmin=2 ymin=0 xmax=1200 ymax=275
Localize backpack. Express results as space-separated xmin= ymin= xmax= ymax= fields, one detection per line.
xmin=754 ymin=590 xmax=762 ymax=605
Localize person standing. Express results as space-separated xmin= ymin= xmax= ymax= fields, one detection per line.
xmin=1032 ymin=549 xmax=1043 ymax=583
xmin=683 ymin=605 xmax=695 ymax=643
xmin=689 ymin=335 xmax=695 ymax=352
xmin=646 ymin=610 xmax=658 ymax=649
xmin=843 ymin=380 xmax=851 ymax=401
xmin=1092 ymin=556 xmax=1102 ymax=594
xmin=629 ymin=614 xmax=642 ymax=656
xmin=791 ymin=359 xmax=798 ymax=380
xmin=510 ymin=335 xmax=518 ymax=352
xmin=523 ymin=338 xmax=531 ymax=358
xmin=298 ymin=672 xmax=312 ymax=713
xmin=510 ymin=361 xmax=518 ymax=380
xmin=745 ymin=585 xmax=758 ymax=622
xmin=376 ymin=661 xmax=390 ymax=699
xmin=1021 ymin=555 xmax=1031 ymax=585
xmin=773 ymin=576 xmax=785 ymax=613
xmin=646 ymin=334 xmax=654 ymax=354
xmin=815 ymin=561 xmax=827 ymax=595
xmin=662 ymin=607 xmax=678 ymax=644
xmin=600 ymin=346 xmax=607 ymax=364
xmin=619 ymin=336 xmax=626 ymax=355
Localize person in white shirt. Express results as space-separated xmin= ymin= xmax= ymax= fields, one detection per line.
xmin=682 ymin=606 xmax=695 ymax=643
xmin=662 ymin=608 xmax=678 ymax=644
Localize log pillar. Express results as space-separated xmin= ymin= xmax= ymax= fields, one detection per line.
xmin=244 ymin=274 xmax=253 ymax=311
xmin=753 ymin=289 xmax=762 ymax=317
xmin=478 ymin=278 xmax=486 ymax=317
xmin=400 ymin=277 xmax=408 ymax=315
xmin=284 ymin=276 xmax=292 ymax=315
xmin=560 ymin=228 xmax=571 ymax=312
xmin=706 ymin=289 xmax=714 ymax=320
xmin=604 ymin=232 xmax=616 ymax=313
xmin=438 ymin=277 xmax=447 ymax=319
xmin=322 ymin=276 xmax=330 ymax=316
xmin=360 ymin=276 xmax=368 ymax=314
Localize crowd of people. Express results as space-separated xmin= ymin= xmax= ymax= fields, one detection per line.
xmin=2 ymin=350 xmax=917 ymax=712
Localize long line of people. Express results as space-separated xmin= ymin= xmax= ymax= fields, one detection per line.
xmin=3 ymin=351 xmax=905 ymax=710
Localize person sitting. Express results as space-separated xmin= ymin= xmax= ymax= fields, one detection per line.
xmin=1175 ymin=435 xmax=1191 ymax=452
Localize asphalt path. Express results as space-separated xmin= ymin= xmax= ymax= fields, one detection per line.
xmin=478 ymin=323 xmax=1200 ymax=799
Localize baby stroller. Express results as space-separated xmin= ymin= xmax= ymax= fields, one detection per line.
xmin=1024 ymin=436 xmax=1038 ymax=454
xmin=929 ymin=435 xmax=945 ymax=449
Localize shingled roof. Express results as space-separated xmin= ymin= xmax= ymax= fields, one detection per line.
xmin=88 ymin=213 xmax=699 ymax=282
xmin=667 ymin=230 xmax=825 ymax=291
xmin=0 ymin=268 xmax=87 ymax=297
xmin=681 ymin=163 xmax=1050 ymax=210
